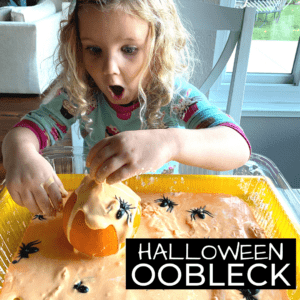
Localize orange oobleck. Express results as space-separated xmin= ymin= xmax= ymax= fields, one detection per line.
xmin=0 ymin=192 xmax=289 ymax=300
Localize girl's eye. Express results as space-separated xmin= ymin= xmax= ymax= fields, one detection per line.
xmin=86 ymin=46 xmax=102 ymax=55
xmin=122 ymin=46 xmax=138 ymax=55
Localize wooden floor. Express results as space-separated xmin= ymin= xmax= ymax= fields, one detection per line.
xmin=0 ymin=83 xmax=72 ymax=186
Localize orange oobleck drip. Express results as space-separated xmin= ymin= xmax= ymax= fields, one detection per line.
xmin=62 ymin=176 xmax=141 ymax=257
xmin=63 ymin=191 xmax=119 ymax=256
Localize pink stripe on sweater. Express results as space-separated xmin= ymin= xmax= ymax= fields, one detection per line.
xmin=56 ymin=122 xmax=67 ymax=134
xmin=14 ymin=120 xmax=48 ymax=150
xmin=109 ymin=101 xmax=140 ymax=120
xmin=183 ymin=103 xmax=198 ymax=122
xmin=219 ymin=122 xmax=251 ymax=154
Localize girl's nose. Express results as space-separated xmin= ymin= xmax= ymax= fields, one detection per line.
xmin=102 ymin=54 xmax=120 ymax=76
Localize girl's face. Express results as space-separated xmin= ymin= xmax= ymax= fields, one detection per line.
xmin=79 ymin=6 xmax=152 ymax=105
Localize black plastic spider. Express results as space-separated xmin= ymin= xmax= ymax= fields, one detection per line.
xmin=187 ymin=206 xmax=213 ymax=220
xmin=238 ymin=289 xmax=260 ymax=300
xmin=33 ymin=214 xmax=46 ymax=221
xmin=155 ymin=195 xmax=178 ymax=213
xmin=12 ymin=240 xmax=41 ymax=264
xmin=115 ymin=196 xmax=136 ymax=224
xmin=74 ymin=281 xmax=89 ymax=293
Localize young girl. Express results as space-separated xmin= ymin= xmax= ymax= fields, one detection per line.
xmin=2 ymin=0 xmax=251 ymax=217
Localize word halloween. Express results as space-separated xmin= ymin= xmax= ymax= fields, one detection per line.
xmin=126 ymin=238 xmax=296 ymax=289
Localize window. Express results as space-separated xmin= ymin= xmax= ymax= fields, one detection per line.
xmin=210 ymin=0 xmax=300 ymax=117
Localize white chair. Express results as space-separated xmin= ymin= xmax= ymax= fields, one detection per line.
xmin=178 ymin=1 xmax=256 ymax=125
xmin=0 ymin=0 xmax=64 ymax=94
xmin=176 ymin=1 xmax=256 ymax=174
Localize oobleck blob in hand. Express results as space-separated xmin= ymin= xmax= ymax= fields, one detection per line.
xmin=62 ymin=175 xmax=141 ymax=257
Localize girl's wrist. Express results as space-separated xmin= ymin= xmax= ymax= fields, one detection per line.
xmin=3 ymin=129 xmax=40 ymax=170
xmin=163 ymin=128 xmax=181 ymax=162
xmin=3 ymin=145 xmax=38 ymax=170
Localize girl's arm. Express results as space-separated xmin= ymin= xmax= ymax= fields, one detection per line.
xmin=2 ymin=127 xmax=40 ymax=162
xmin=167 ymin=126 xmax=250 ymax=171
xmin=2 ymin=88 xmax=77 ymax=215
xmin=2 ymin=127 xmax=67 ymax=216
xmin=86 ymin=126 xmax=250 ymax=184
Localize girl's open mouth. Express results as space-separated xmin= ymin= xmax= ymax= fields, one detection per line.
xmin=109 ymin=85 xmax=124 ymax=100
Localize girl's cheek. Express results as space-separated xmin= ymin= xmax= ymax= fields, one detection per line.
xmin=85 ymin=60 xmax=101 ymax=76
xmin=126 ymin=61 xmax=147 ymax=79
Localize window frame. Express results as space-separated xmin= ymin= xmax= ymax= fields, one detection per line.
xmin=210 ymin=0 xmax=300 ymax=117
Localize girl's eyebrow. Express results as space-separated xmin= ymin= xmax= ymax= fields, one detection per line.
xmin=81 ymin=38 xmax=94 ymax=42
xmin=123 ymin=37 xmax=138 ymax=42
xmin=81 ymin=37 xmax=140 ymax=43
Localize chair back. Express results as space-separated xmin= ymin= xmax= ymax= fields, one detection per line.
xmin=178 ymin=1 xmax=256 ymax=125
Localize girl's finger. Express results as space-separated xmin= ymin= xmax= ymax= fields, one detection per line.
xmin=95 ymin=155 xmax=125 ymax=183
xmin=53 ymin=174 xmax=68 ymax=198
xmin=86 ymin=138 xmax=111 ymax=168
xmin=40 ymin=177 xmax=55 ymax=190
xmin=39 ymin=176 xmax=57 ymax=208
xmin=34 ymin=185 xmax=56 ymax=216
xmin=8 ymin=188 xmax=25 ymax=208
xmin=44 ymin=183 xmax=62 ymax=212
xmin=89 ymin=145 xmax=115 ymax=179
xmin=105 ymin=164 xmax=137 ymax=185
xmin=21 ymin=189 xmax=43 ymax=215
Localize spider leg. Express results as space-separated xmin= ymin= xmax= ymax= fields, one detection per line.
xmin=125 ymin=210 xmax=130 ymax=224
xmin=74 ymin=281 xmax=82 ymax=289
xmin=12 ymin=257 xmax=22 ymax=264
xmin=238 ymin=291 xmax=257 ymax=300
xmin=203 ymin=210 xmax=214 ymax=218
xmin=125 ymin=210 xmax=133 ymax=224
xmin=187 ymin=209 xmax=196 ymax=221
xmin=107 ymin=205 xmax=113 ymax=214
xmin=27 ymin=240 xmax=41 ymax=247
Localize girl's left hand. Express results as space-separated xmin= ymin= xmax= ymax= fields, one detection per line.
xmin=86 ymin=130 xmax=175 ymax=184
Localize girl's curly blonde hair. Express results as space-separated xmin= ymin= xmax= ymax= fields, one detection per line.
xmin=57 ymin=0 xmax=194 ymax=131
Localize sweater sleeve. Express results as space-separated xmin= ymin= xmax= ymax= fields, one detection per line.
xmin=165 ymin=78 xmax=251 ymax=153
xmin=13 ymin=88 xmax=78 ymax=150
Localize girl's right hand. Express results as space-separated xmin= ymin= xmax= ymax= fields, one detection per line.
xmin=5 ymin=150 xmax=68 ymax=216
